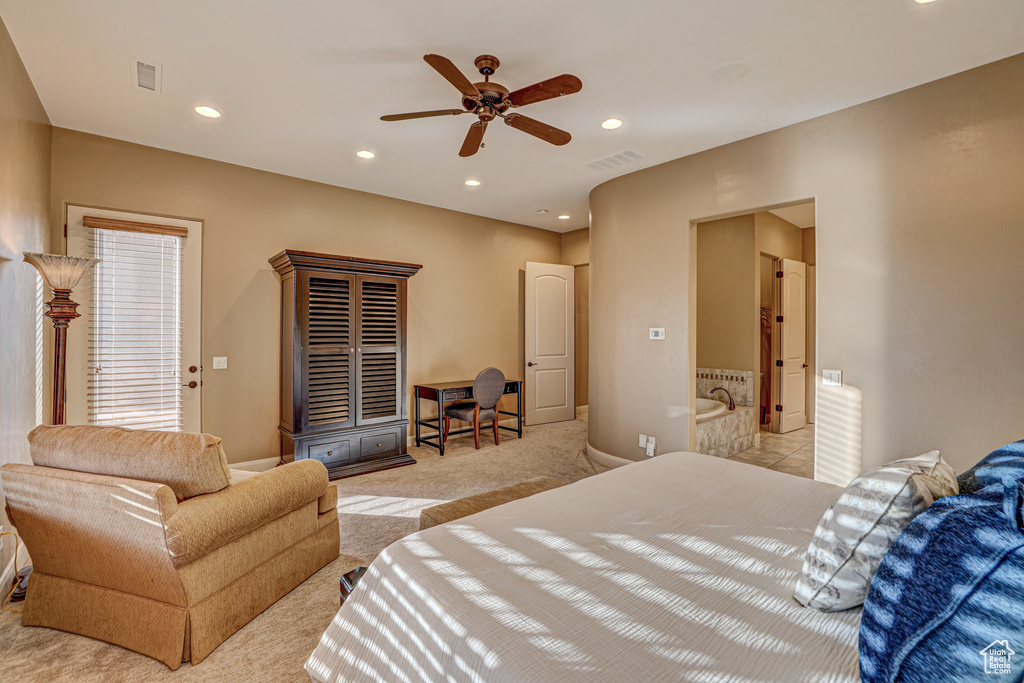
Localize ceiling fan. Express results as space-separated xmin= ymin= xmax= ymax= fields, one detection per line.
xmin=381 ymin=54 xmax=583 ymax=157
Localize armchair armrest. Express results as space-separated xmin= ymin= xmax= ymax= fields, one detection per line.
xmin=165 ymin=459 xmax=328 ymax=567
xmin=0 ymin=463 xmax=184 ymax=603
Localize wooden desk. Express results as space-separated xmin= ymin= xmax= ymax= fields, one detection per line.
xmin=414 ymin=379 xmax=523 ymax=455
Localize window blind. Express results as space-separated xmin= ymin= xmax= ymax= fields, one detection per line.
xmin=86 ymin=227 xmax=184 ymax=431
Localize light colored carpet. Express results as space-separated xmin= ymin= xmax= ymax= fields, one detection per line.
xmin=0 ymin=419 xmax=601 ymax=682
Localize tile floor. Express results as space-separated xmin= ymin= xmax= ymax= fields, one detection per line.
xmin=727 ymin=423 xmax=815 ymax=478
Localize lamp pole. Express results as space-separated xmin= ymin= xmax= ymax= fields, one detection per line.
xmin=23 ymin=252 xmax=99 ymax=425
xmin=43 ymin=288 xmax=82 ymax=425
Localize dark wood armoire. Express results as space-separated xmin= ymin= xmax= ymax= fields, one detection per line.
xmin=270 ymin=250 xmax=421 ymax=479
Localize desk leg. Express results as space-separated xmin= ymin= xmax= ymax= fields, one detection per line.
xmin=517 ymin=384 xmax=523 ymax=438
xmin=414 ymin=390 xmax=421 ymax=447
xmin=437 ymin=396 xmax=445 ymax=455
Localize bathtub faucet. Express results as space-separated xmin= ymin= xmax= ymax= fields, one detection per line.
xmin=710 ymin=387 xmax=735 ymax=411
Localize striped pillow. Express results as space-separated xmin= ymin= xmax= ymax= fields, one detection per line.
xmin=794 ymin=450 xmax=957 ymax=612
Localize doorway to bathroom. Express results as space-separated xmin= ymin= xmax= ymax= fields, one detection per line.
xmin=693 ymin=201 xmax=816 ymax=478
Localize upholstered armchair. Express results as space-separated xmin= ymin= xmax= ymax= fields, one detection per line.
xmin=0 ymin=425 xmax=340 ymax=670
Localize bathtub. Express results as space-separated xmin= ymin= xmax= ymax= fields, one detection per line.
xmin=696 ymin=398 xmax=728 ymax=422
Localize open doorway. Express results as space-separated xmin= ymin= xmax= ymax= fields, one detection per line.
xmin=694 ymin=201 xmax=816 ymax=478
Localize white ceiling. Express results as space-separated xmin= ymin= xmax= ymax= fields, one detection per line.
xmin=3 ymin=1 xmax=1023 ymax=233
xmin=769 ymin=203 xmax=815 ymax=229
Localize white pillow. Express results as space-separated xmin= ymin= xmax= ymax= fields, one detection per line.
xmin=794 ymin=450 xmax=958 ymax=612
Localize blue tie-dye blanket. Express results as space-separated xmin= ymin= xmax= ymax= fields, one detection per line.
xmin=859 ymin=476 xmax=1024 ymax=682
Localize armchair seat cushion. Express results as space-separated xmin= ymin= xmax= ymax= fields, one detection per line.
xmin=28 ymin=424 xmax=231 ymax=501
xmin=444 ymin=402 xmax=496 ymax=422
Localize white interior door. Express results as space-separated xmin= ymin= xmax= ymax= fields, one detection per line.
xmin=778 ymin=258 xmax=807 ymax=433
xmin=525 ymin=262 xmax=575 ymax=424
xmin=65 ymin=205 xmax=202 ymax=432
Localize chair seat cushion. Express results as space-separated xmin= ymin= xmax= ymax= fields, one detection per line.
xmin=419 ymin=477 xmax=566 ymax=530
xmin=444 ymin=402 xmax=496 ymax=422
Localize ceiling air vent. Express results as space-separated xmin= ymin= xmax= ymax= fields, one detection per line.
xmin=586 ymin=150 xmax=643 ymax=172
xmin=130 ymin=57 xmax=162 ymax=93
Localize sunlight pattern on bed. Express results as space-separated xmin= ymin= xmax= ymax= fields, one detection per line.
xmin=307 ymin=452 xmax=861 ymax=682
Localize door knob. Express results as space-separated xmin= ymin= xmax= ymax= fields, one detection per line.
xmin=181 ymin=381 xmax=198 ymax=389
xmin=527 ymin=361 xmax=538 ymax=367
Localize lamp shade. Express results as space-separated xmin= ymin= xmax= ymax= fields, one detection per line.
xmin=23 ymin=252 xmax=99 ymax=291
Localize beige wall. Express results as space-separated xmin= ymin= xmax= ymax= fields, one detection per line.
xmin=695 ymin=215 xmax=755 ymax=372
xmin=0 ymin=16 xmax=51 ymax=564
xmin=755 ymin=211 xmax=804 ymax=262
xmin=49 ymin=129 xmax=562 ymax=463
xmin=559 ymin=228 xmax=590 ymax=410
xmin=590 ymin=53 xmax=1024 ymax=482
xmin=560 ymin=228 xmax=590 ymax=266
xmin=574 ymin=264 xmax=590 ymax=409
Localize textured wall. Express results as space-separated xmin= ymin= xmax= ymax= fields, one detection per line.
xmin=49 ymin=130 xmax=562 ymax=463
xmin=0 ymin=15 xmax=51 ymax=563
xmin=590 ymin=54 xmax=1024 ymax=482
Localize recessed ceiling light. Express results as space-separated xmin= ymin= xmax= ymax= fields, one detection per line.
xmin=536 ymin=209 xmax=549 ymax=215
xmin=558 ymin=215 xmax=570 ymax=220
xmin=465 ymin=179 xmax=481 ymax=187
xmin=194 ymin=106 xmax=221 ymax=118
xmin=356 ymin=150 xmax=375 ymax=159
xmin=601 ymin=118 xmax=623 ymax=130
xmin=914 ymin=0 xmax=937 ymax=3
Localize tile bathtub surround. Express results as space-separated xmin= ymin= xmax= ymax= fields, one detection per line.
xmin=696 ymin=368 xmax=755 ymax=407
xmin=695 ymin=406 xmax=758 ymax=458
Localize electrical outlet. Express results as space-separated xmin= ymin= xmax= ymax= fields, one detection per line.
xmin=822 ymin=369 xmax=843 ymax=386
xmin=213 ymin=357 xmax=228 ymax=370
xmin=645 ymin=442 xmax=655 ymax=457
xmin=649 ymin=328 xmax=666 ymax=340
xmin=639 ymin=434 xmax=647 ymax=448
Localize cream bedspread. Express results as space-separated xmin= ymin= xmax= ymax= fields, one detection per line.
xmin=307 ymin=452 xmax=862 ymax=682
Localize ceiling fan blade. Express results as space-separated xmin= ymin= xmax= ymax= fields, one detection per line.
xmin=381 ymin=109 xmax=467 ymax=121
xmin=424 ymin=54 xmax=481 ymax=99
xmin=459 ymin=120 xmax=488 ymax=157
xmin=508 ymin=74 xmax=582 ymax=107
xmin=503 ymin=113 xmax=571 ymax=146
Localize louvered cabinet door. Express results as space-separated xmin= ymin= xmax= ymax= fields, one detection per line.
xmin=300 ymin=272 xmax=356 ymax=432
xmin=355 ymin=275 xmax=404 ymax=425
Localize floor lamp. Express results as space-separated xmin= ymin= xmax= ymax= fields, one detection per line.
xmin=23 ymin=252 xmax=99 ymax=425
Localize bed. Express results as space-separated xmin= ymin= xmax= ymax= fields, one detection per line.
xmin=306 ymin=452 xmax=862 ymax=682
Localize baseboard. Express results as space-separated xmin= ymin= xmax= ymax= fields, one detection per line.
xmin=576 ymin=405 xmax=588 ymax=419
xmin=1 ymin=526 xmax=14 ymax=593
xmin=0 ymin=530 xmax=30 ymax=592
xmin=229 ymin=456 xmax=280 ymax=473
xmin=586 ymin=442 xmax=634 ymax=469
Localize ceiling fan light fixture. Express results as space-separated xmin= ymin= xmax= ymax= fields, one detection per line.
xmin=356 ymin=150 xmax=375 ymax=159
xmin=465 ymin=179 xmax=481 ymax=187
xmin=601 ymin=118 xmax=623 ymax=130
xmin=194 ymin=106 xmax=221 ymax=118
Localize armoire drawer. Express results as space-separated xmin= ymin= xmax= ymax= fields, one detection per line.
xmin=306 ymin=437 xmax=353 ymax=469
xmin=359 ymin=428 xmax=401 ymax=460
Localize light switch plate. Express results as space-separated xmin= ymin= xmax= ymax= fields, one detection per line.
xmin=649 ymin=328 xmax=666 ymax=340
xmin=645 ymin=442 xmax=655 ymax=457
xmin=639 ymin=434 xmax=647 ymax=448
xmin=647 ymin=436 xmax=656 ymax=447
xmin=822 ymin=369 xmax=842 ymax=386
xmin=213 ymin=357 xmax=228 ymax=370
